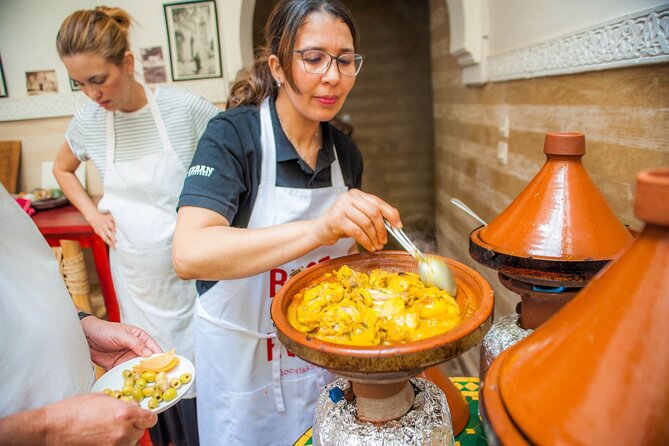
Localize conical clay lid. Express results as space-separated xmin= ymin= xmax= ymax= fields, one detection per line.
xmin=477 ymin=132 xmax=632 ymax=261
xmin=497 ymin=167 xmax=669 ymax=446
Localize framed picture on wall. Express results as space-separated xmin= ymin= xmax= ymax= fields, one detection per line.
xmin=164 ymin=0 xmax=223 ymax=81
xmin=69 ymin=78 xmax=81 ymax=92
xmin=26 ymin=70 xmax=58 ymax=95
xmin=0 ymin=55 xmax=7 ymax=98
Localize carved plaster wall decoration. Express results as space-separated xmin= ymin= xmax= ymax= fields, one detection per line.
xmin=487 ymin=5 xmax=669 ymax=82
xmin=446 ymin=1 xmax=668 ymax=85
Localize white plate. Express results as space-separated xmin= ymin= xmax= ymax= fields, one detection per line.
xmin=91 ymin=354 xmax=194 ymax=414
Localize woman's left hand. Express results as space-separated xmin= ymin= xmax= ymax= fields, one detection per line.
xmin=80 ymin=316 xmax=162 ymax=370
xmin=313 ymin=188 xmax=402 ymax=253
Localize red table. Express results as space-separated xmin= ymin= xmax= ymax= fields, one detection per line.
xmin=31 ymin=200 xmax=120 ymax=322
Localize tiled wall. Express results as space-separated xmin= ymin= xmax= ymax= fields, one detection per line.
xmin=429 ymin=0 xmax=669 ymax=373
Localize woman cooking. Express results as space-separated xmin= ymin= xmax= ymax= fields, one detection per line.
xmin=173 ymin=0 xmax=402 ymax=444
xmin=52 ymin=6 xmax=219 ymax=445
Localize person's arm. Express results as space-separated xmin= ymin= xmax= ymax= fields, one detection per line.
xmin=173 ymin=188 xmax=402 ymax=280
xmin=0 ymin=393 xmax=156 ymax=446
xmin=53 ymin=142 xmax=117 ymax=247
xmin=79 ymin=315 xmax=162 ymax=371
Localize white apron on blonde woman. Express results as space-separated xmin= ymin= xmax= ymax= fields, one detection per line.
xmin=98 ymin=85 xmax=196 ymax=395
xmin=194 ymin=98 xmax=354 ymax=445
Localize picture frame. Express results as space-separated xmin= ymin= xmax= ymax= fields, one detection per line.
xmin=69 ymin=78 xmax=81 ymax=92
xmin=25 ymin=70 xmax=58 ymax=95
xmin=0 ymin=54 xmax=7 ymax=98
xmin=163 ymin=0 xmax=223 ymax=81
xmin=140 ymin=46 xmax=168 ymax=84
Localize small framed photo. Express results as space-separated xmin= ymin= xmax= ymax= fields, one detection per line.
xmin=164 ymin=0 xmax=223 ymax=81
xmin=70 ymin=78 xmax=81 ymax=91
xmin=26 ymin=70 xmax=58 ymax=95
xmin=0 ymin=54 xmax=7 ymax=98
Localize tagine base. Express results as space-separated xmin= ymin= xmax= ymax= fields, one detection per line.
xmin=498 ymin=273 xmax=580 ymax=329
xmin=353 ymin=380 xmax=415 ymax=422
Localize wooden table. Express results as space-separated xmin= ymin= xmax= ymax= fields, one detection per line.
xmin=31 ymin=200 xmax=120 ymax=322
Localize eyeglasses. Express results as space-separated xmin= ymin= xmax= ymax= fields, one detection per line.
xmin=294 ymin=50 xmax=364 ymax=76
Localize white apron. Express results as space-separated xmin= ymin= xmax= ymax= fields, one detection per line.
xmin=195 ymin=98 xmax=354 ymax=446
xmin=0 ymin=186 xmax=94 ymax=417
xmin=99 ymin=85 xmax=196 ymax=396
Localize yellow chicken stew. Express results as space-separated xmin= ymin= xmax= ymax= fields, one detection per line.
xmin=287 ymin=265 xmax=461 ymax=346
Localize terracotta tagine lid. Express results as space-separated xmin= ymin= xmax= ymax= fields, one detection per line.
xmin=470 ymin=132 xmax=633 ymax=285
xmin=482 ymin=167 xmax=669 ymax=446
xmin=271 ymin=251 xmax=493 ymax=430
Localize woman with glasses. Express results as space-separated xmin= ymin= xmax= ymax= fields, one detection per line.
xmin=173 ymin=0 xmax=402 ymax=444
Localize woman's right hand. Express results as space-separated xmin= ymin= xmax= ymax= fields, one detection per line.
xmin=53 ymin=142 xmax=118 ymax=247
xmin=313 ymin=189 xmax=402 ymax=253
xmin=87 ymin=210 xmax=117 ymax=248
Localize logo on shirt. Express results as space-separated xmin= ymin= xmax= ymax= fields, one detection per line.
xmin=187 ymin=165 xmax=214 ymax=178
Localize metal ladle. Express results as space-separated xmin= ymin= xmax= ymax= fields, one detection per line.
xmin=383 ymin=221 xmax=457 ymax=297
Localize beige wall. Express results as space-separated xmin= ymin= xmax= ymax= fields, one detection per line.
xmin=0 ymin=102 xmax=224 ymax=196
xmin=429 ymin=0 xmax=669 ymax=373
xmin=0 ymin=116 xmax=104 ymax=195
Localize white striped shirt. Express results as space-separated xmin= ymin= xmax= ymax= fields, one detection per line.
xmin=66 ymin=87 xmax=220 ymax=179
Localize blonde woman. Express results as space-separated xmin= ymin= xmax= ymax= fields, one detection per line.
xmin=53 ymin=6 xmax=219 ymax=445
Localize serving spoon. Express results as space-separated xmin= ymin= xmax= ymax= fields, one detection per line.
xmin=383 ymin=220 xmax=457 ymax=297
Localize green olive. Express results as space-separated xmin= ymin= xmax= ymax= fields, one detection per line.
xmin=148 ymin=397 xmax=160 ymax=409
xmin=152 ymin=389 xmax=163 ymax=401
xmin=123 ymin=378 xmax=135 ymax=388
xmin=121 ymin=395 xmax=134 ymax=403
xmin=141 ymin=371 xmax=157 ymax=383
xmin=180 ymin=373 xmax=192 ymax=384
xmin=110 ymin=390 xmax=122 ymax=399
xmin=132 ymin=388 xmax=145 ymax=402
xmin=142 ymin=386 xmax=154 ymax=397
xmin=103 ymin=388 xmax=113 ymax=395
xmin=135 ymin=378 xmax=147 ymax=389
xmin=170 ymin=378 xmax=182 ymax=389
xmin=121 ymin=385 xmax=133 ymax=396
xmin=122 ymin=369 xmax=132 ymax=379
xmin=162 ymin=388 xmax=177 ymax=402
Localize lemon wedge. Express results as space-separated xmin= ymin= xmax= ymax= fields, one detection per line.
xmin=135 ymin=349 xmax=179 ymax=373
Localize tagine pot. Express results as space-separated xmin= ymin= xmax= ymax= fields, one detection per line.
xmin=271 ymin=251 xmax=493 ymax=433
xmin=470 ymin=132 xmax=633 ymax=287
xmin=481 ymin=167 xmax=669 ymax=446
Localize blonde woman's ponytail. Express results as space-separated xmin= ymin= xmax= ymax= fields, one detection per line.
xmin=56 ymin=6 xmax=133 ymax=65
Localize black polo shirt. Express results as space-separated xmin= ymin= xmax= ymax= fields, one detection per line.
xmin=177 ymin=95 xmax=363 ymax=294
